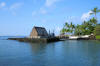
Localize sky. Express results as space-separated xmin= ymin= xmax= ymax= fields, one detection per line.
xmin=0 ymin=0 xmax=100 ymax=36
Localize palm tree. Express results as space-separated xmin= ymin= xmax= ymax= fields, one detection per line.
xmin=74 ymin=24 xmax=82 ymax=35
xmin=70 ymin=22 xmax=75 ymax=33
xmin=64 ymin=22 xmax=69 ymax=28
xmin=90 ymin=7 xmax=100 ymax=18
xmin=64 ymin=22 xmax=70 ymax=34
xmin=90 ymin=17 xmax=97 ymax=26
xmin=60 ymin=28 xmax=66 ymax=35
xmin=61 ymin=22 xmax=75 ymax=35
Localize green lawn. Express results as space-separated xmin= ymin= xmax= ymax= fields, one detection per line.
xmin=96 ymin=35 xmax=100 ymax=39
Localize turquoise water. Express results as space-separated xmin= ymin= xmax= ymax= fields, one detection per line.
xmin=0 ymin=37 xmax=100 ymax=66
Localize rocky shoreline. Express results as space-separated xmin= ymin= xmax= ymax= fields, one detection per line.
xmin=8 ymin=37 xmax=60 ymax=43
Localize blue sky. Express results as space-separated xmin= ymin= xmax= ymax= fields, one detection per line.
xmin=0 ymin=0 xmax=100 ymax=36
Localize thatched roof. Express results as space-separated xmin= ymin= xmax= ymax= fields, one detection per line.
xmin=30 ymin=26 xmax=48 ymax=37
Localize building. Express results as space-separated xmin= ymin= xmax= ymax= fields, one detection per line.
xmin=30 ymin=26 xmax=48 ymax=38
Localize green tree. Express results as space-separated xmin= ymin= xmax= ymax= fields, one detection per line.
xmin=60 ymin=28 xmax=66 ymax=35
xmin=70 ymin=22 xmax=75 ymax=33
xmin=60 ymin=22 xmax=70 ymax=35
xmin=61 ymin=7 xmax=100 ymax=36
xmin=64 ymin=22 xmax=70 ymax=34
xmin=74 ymin=24 xmax=82 ymax=35
xmin=94 ymin=24 xmax=100 ymax=35
xmin=61 ymin=22 xmax=75 ymax=35
xmin=89 ymin=17 xmax=97 ymax=26
xmin=90 ymin=7 xmax=100 ymax=18
xmin=74 ymin=18 xmax=97 ymax=35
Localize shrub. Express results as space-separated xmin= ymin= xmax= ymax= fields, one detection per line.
xmin=96 ymin=35 xmax=100 ymax=39
xmin=94 ymin=24 xmax=100 ymax=35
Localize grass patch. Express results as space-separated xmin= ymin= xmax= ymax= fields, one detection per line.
xmin=96 ymin=35 xmax=100 ymax=39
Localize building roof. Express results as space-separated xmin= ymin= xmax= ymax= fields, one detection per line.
xmin=34 ymin=26 xmax=45 ymax=30
xmin=34 ymin=26 xmax=48 ymax=36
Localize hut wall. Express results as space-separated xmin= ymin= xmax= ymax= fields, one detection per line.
xmin=30 ymin=28 xmax=38 ymax=38
xmin=30 ymin=26 xmax=49 ymax=38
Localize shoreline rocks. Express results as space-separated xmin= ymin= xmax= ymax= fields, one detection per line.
xmin=8 ymin=37 xmax=60 ymax=43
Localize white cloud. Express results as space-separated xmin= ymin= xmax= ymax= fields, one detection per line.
xmin=81 ymin=11 xmax=93 ymax=21
xmin=32 ymin=8 xmax=47 ymax=16
xmin=9 ymin=3 xmax=23 ymax=15
xmin=32 ymin=0 xmax=61 ymax=16
xmin=10 ymin=3 xmax=23 ymax=10
xmin=45 ymin=0 xmax=60 ymax=7
xmin=0 ymin=2 xmax=6 ymax=8
xmin=31 ymin=0 xmax=60 ymax=22
xmin=0 ymin=2 xmax=23 ymax=15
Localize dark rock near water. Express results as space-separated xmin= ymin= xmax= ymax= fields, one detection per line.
xmin=89 ymin=35 xmax=96 ymax=40
xmin=8 ymin=37 xmax=60 ymax=43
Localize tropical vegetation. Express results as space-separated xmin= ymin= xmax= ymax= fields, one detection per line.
xmin=96 ymin=35 xmax=100 ymax=39
xmin=61 ymin=7 xmax=100 ymax=36
xmin=94 ymin=24 xmax=100 ymax=39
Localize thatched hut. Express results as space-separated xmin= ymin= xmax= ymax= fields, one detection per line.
xmin=30 ymin=26 xmax=48 ymax=38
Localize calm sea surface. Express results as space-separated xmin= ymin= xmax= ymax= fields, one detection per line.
xmin=0 ymin=36 xmax=100 ymax=66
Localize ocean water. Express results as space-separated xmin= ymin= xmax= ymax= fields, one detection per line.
xmin=0 ymin=36 xmax=100 ymax=66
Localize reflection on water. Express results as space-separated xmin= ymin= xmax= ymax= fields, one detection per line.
xmin=0 ymin=39 xmax=100 ymax=66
